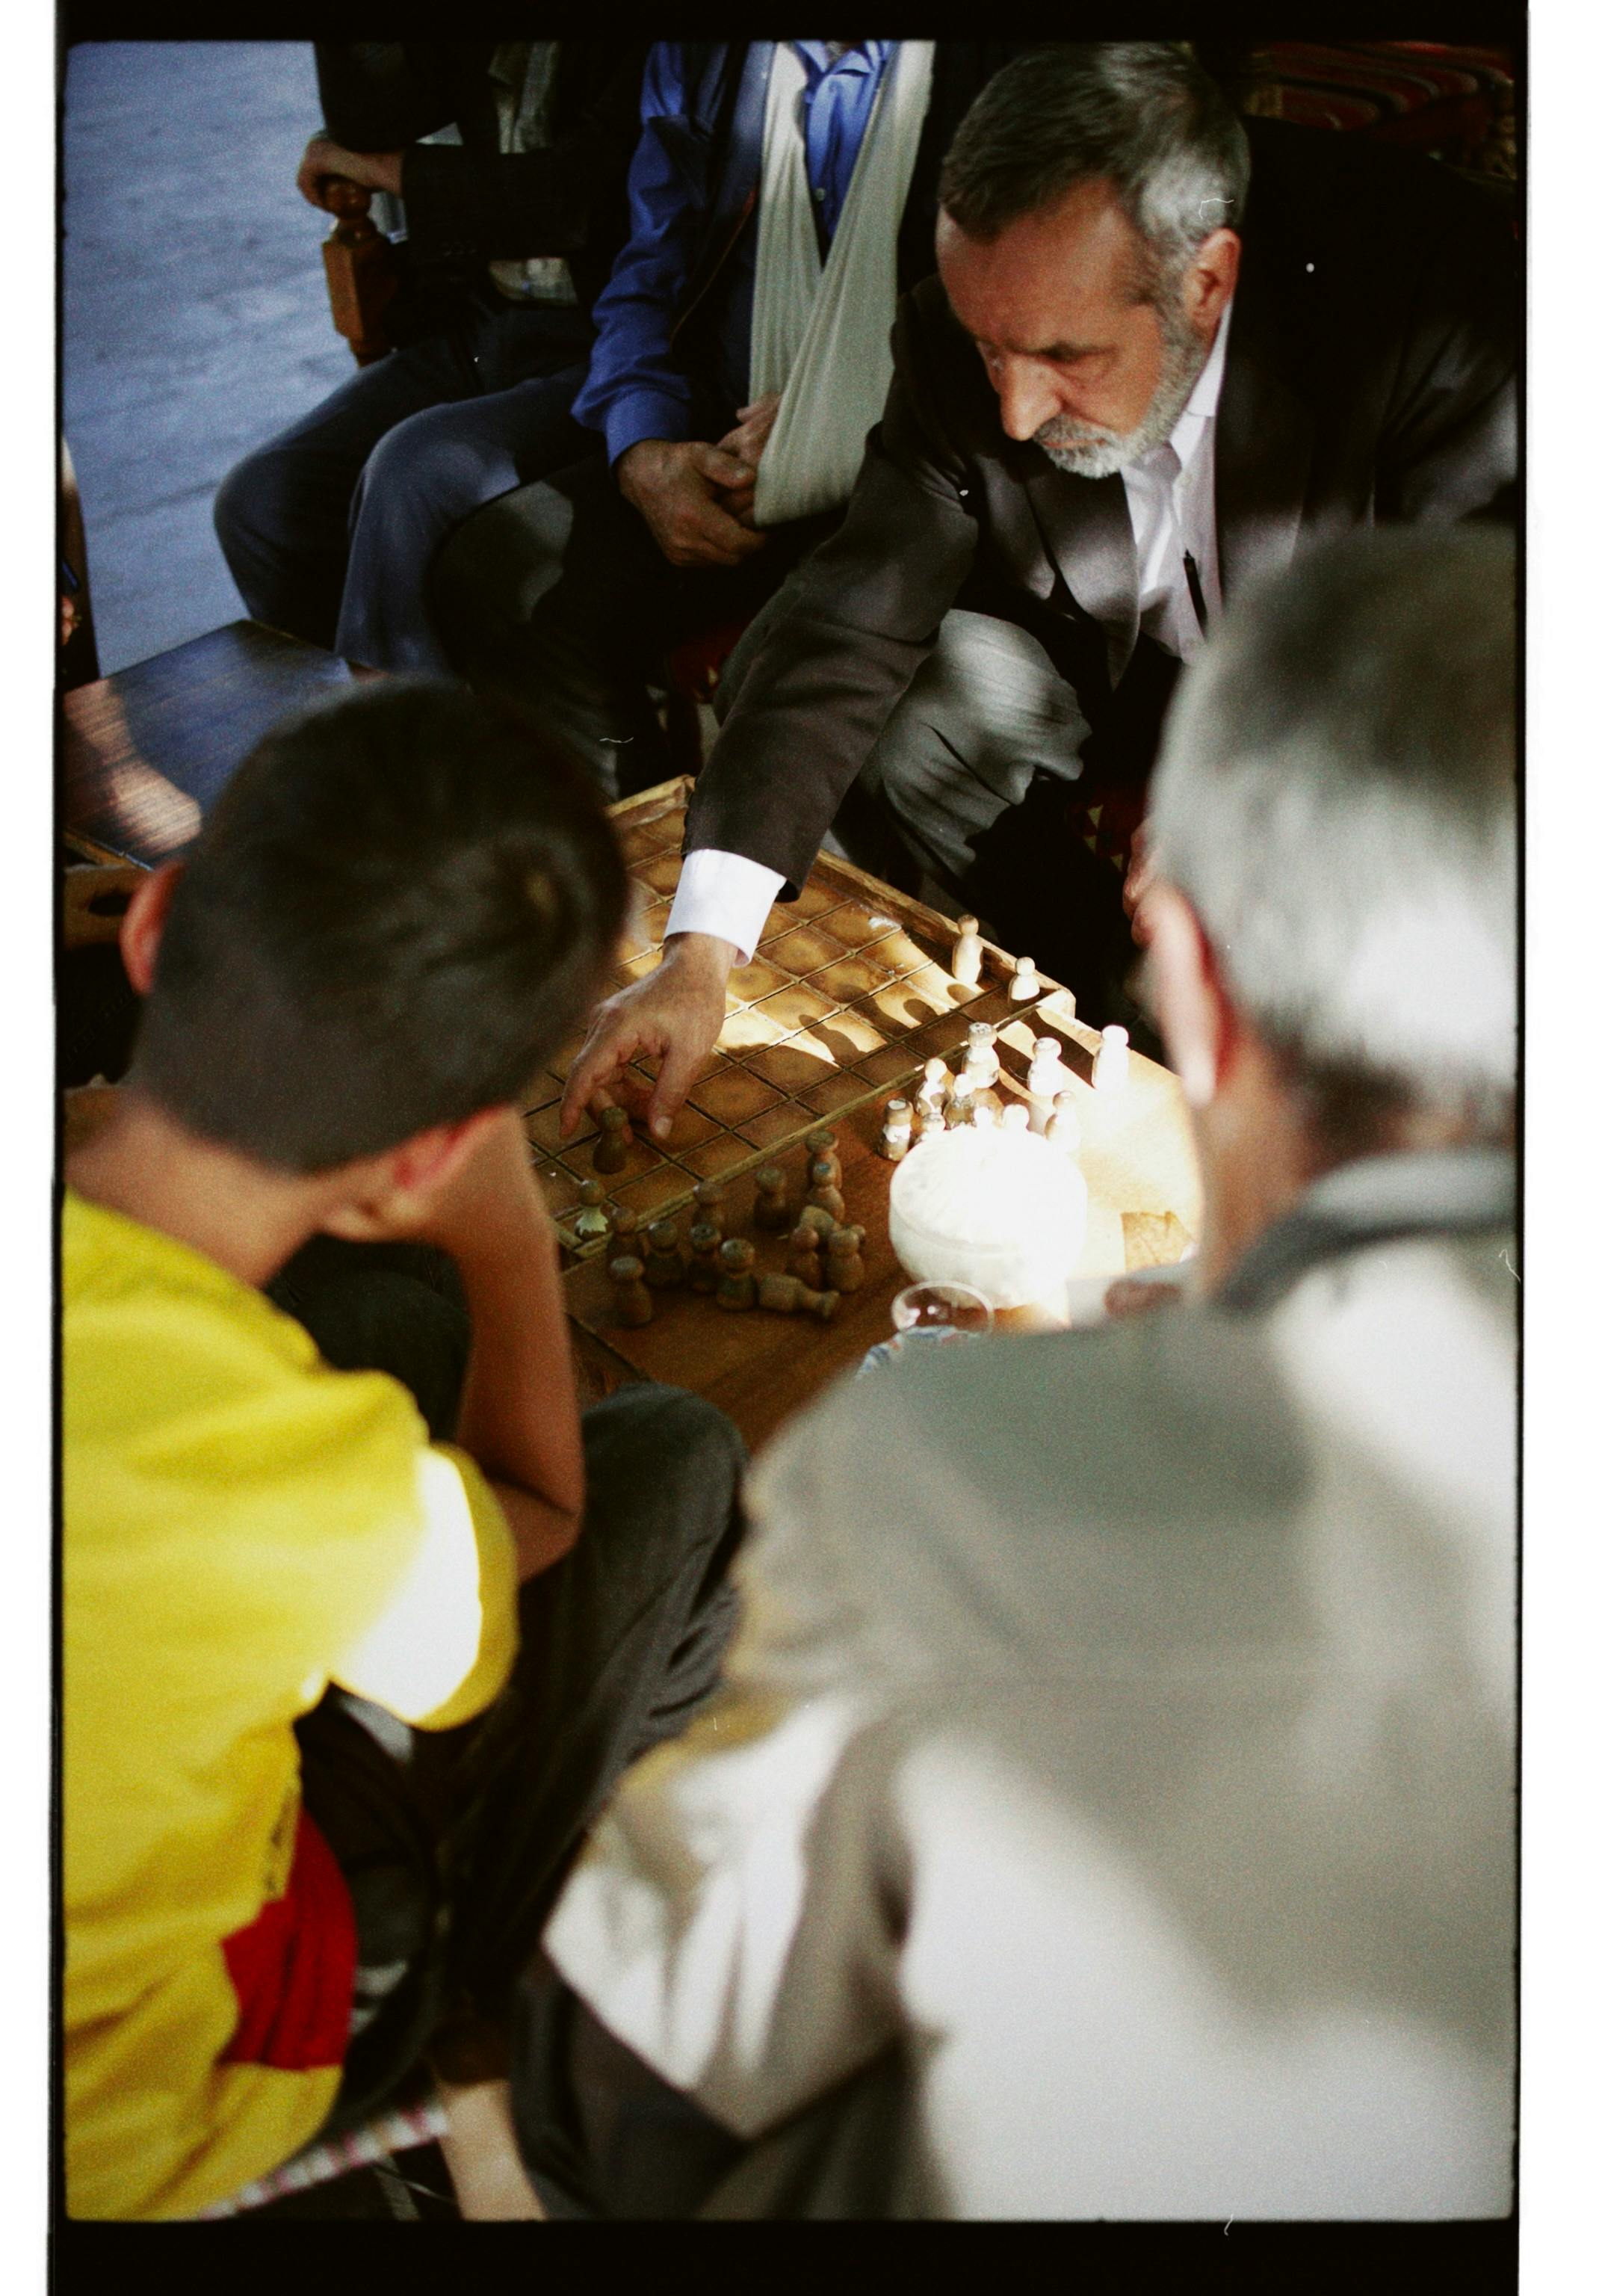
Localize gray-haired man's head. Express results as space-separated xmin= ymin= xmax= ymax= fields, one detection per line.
xmin=1149 ymin=528 xmax=1518 ymax=1151
xmin=937 ymin=45 xmax=1249 ymax=477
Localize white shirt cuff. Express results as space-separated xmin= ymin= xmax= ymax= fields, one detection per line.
xmin=666 ymin=849 xmax=786 ymax=966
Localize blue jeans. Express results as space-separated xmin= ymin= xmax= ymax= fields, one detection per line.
xmin=214 ymin=294 xmax=595 ymax=673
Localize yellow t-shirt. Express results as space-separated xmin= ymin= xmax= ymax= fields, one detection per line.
xmin=62 ymin=1191 xmax=519 ymax=2219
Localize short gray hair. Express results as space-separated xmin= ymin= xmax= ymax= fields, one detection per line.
xmin=938 ymin=44 xmax=1250 ymax=291
xmin=1148 ymin=528 xmax=1518 ymax=1135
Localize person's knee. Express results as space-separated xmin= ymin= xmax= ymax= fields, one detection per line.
xmin=358 ymin=409 xmax=497 ymax=537
xmin=581 ymin=1385 xmax=746 ymax=1544
xmin=214 ymin=446 xmax=279 ymax=565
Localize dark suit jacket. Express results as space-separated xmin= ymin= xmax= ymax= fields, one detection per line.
xmin=687 ymin=121 xmax=1520 ymax=894
xmin=315 ymin=42 xmax=646 ymax=314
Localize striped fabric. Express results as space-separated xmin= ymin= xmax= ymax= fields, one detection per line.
xmin=194 ymin=2092 xmax=451 ymax=2218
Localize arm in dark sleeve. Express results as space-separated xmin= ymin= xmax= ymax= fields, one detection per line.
xmin=1376 ymin=191 xmax=1520 ymax=525
xmin=400 ymin=46 xmax=649 ymax=268
xmin=684 ymin=288 xmax=982 ymax=892
xmin=315 ymin=43 xmax=460 ymax=152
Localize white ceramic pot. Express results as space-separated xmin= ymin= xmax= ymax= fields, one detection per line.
xmin=888 ymin=1125 xmax=1089 ymax=1311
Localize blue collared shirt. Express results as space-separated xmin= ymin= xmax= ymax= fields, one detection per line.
xmin=573 ymin=41 xmax=897 ymax=466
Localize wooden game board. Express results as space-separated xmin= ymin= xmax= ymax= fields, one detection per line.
xmin=551 ymin=779 xmax=1205 ymax=1448
xmin=528 ymin=776 xmax=1085 ymax=1253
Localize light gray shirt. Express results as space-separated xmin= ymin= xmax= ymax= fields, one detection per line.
xmin=546 ymin=1150 xmax=1518 ymax=2218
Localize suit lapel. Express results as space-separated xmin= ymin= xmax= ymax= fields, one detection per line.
xmin=1214 ymin=272 xmax=1314 ymax=603
xmin=1021 ymin=463 xmax=1140 ymax=688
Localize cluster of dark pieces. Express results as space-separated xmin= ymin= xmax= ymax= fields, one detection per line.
xmin=604 ymin=1132 xmax=867 ymax=1330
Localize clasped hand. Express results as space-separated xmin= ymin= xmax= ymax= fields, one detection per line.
xmin=616 ymin=394 xmax=782 ymax=569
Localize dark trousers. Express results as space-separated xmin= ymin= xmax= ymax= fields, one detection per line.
xmin=510 ymin=1951 xmax=940 ymax=2219
xmin=717 ymin=597 xmax=1181 ymax=1028
xmin=271 ymin=1239 xmax=746 ymax=2134
xmin=213 ymin=293 xmax=594 ymax=674
xmin=430 ymin=451 xmax=835 ymax=798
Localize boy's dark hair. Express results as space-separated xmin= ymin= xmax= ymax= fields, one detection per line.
xmin=128 ymin=679 xmax=630 ymax=1172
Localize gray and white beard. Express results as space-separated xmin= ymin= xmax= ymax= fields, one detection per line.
xmin=1033 ymin=301 xmax=1211 ymax=481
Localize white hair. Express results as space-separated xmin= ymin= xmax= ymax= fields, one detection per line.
xmin=1148 ymin=528 xmax=1517 ymax=1125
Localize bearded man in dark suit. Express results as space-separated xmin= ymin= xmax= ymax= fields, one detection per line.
xmin=558 ymin=42 xmax=1517 ymax=1146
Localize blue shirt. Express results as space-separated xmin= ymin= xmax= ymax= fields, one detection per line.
xmin=573 ymin=41 xmax=897 ymax=466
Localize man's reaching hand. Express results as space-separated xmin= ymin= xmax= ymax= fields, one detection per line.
xmin=560 ymin=933 xmax=737 ymax=1144
xmin=296 ymin=133 xmax=403 ymax=211
xmin=616 ymin=439 xmax=770 ymax=568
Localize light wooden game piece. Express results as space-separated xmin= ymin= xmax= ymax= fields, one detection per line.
xmin=807 ymin=1152 xmax=847 ymax=1222
xmin=752 ymin=1164 xmax=790 ymax=1231
xmin=692 ymin=1178 xmax=728 ymax=1238
xmin=914 ymin=1056 xmax=948 ymax=1126
xmin=919 ymin=1104 xmax=947 ymax=1137
xmin=878 ymin=1099 xmax=913 ymax=1161
xmin=786 ymin=1223 xmax=823 ymax=1286
xmin=592 ymin=1103 xmax=631 ymax=1175
xmin=824 ymin=1223 xmax=865 ymax=1293
xmin=572 ymin=1177 xmax=612 ymax=1246
xmin=1046 ymin=1091 xmax=1082 ymax=1152
xmin=608 ymin=1256 xmax=652 ymax=1327
xmin=963 ymin=1022 xmax=1000 ymax=1090
xmin=606 ymin=1204 xmax=639 ymax=1274
xmin=1027 ymin=1034 xmax=1068 ymax=1105
xmin=1093 ymin=1024 xmax=1130 ymax=1095
xmin=644 ymin=1218 xmax=686 ymax=1289
xmin=716 ymin=1236 xmax=757 ymax=1310
xmin=687 ymin=1221 xmax=722 ymax=1293
xmin=758 ymin=1273 xmax=840 ymax=1322
xmin=945 ymin=1075 xmax=976 ymax=1127
xmin=951 ymin=914 xmax=983 ymax=987
xmin=971 ymin=1099 xmax=997 ymax=1128
xmin=1009 ymin=955 xmax=1041 ymax=1002
xmin=1000 ymin=1102 xmax=1031 ymax=1132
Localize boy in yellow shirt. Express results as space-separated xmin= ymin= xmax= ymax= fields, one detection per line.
xmin=62 ymin=681 xmax=745 ymax=2218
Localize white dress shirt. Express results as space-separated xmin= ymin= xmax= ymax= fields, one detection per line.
xmin=665 ymin=297 xmax=1235 ymax=963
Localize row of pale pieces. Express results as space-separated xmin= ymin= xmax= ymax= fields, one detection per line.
xmin=880 ymin=1004 xmax=1203 ymax=1286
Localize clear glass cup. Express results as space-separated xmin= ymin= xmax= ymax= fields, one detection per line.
xmin=889 ymin=1280 xmax=995 ymax=1344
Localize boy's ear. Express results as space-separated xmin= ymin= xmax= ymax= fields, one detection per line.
xmin=318 ymin=1105 xmax=508 ymax=1243
xmin=120 ymin=862 xmax=184 ymax=996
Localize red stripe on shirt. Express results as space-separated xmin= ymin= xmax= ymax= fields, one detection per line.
xmin=219 ymin=1807 xmax=358 ymax=2072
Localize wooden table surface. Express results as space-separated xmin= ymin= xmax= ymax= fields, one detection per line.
xmin=61 ymin=620 xmax=369 ymax=865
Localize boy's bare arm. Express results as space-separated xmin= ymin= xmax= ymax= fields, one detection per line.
xmin=409 ymin=1111 xmax=586 ymax=1582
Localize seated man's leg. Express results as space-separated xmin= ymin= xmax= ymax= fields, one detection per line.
xmin=335 ymin=306 xmax=596 ymax=675
xmin=431 ymin=456 xmax=679 ymax=795
xmin=856 ymin=609 xmax=1139 ymax=1015
xmin=214 ymin=328 xmax=478 ymax=649
xmin=441 ymin=1383 xmax=746 ymax=2024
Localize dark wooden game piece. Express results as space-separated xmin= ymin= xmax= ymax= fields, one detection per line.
xmin=878 ymin=1099 xmax=912 ymax=1161
xmin=572 ymin=1178 xmax=612 ymax=1246
xmin=758 ymin=1273 xmax=840 ymax=1322
xmin=609 ymin=1256 xmax=653 ymax=1327
xmin=607 ymin=1205 xmax=640 ymax=1275
xmin=786 ymin=1223 xmax=823 ymax=1286
xmin=687 ymin=1221 xmax=722 ymax=1293
xmin=952 ymin=913 xmax=983 ymax=987
xmin=644 ymin=1218 xmax=687 ymax=1289
xmin=592 ymin=1104 xmax=631 ymax=1175
xmin=807 ymin=1153 xmax=847 ymax=1222
xmin=716 ymin=1236 xmax=757 ymax=1310
xmin=693 ymin=1178 xmax=728 ymax=1238
xmin=824 ymin=1223 xmax=865 ymax=1293
xmin=752 ymin=1164 xmax=789 ymax=1231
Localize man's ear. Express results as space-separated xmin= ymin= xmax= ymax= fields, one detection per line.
xmin=1142 ymin=880 xmax=1240 ymax=1109
xmin=119 ymin=861 xmax=184 ymax=995
xmin=1183 ymin=226 xmax=1240 ymax=335
xmin=318 ymin=1105 xmax=508 ymax=1242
